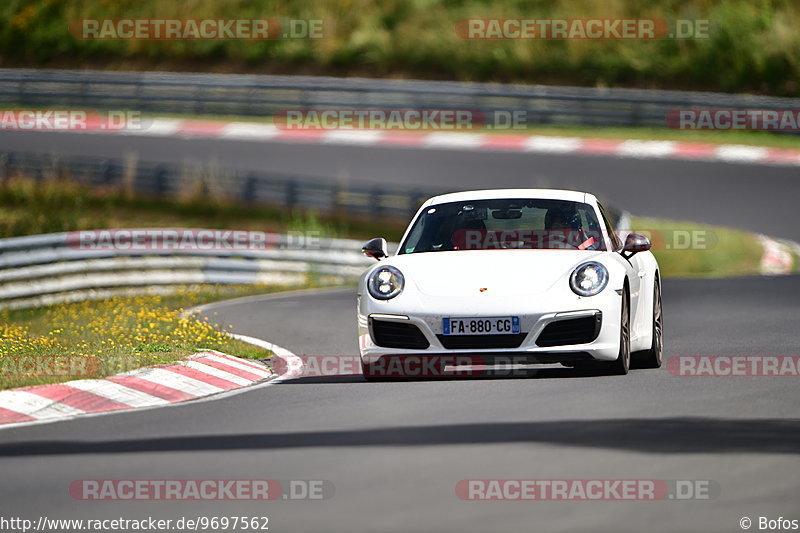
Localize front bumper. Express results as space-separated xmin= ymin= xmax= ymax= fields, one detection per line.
xmin=358 ymin=290 xmax=623 ymax=364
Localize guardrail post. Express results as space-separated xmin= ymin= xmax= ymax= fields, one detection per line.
xmin=101 ymin=160 xmax=116 ymax=185
xmin=242 ymin=174 xmax=258 ymax=203
xmin=17 ymin=79 xmax=26 ymax=106
xmin=330 ymin=182 xmax=341 ymax=212
xmin=409 ymin=191 xmax=424 ymax=215
xmin=371 ymin=188 xmax=383 ymax=218
xmin=152 ymin=166 xmax=169 ymax=197
xmin=194 ymin=85 xmax=204 ymax=114
xmin=80 ymin=81 xmax=89 ymax=108
xmin=630 ymin=102 xmax=641 ymax=126
xmin=286 ymin=180 xmax=297 ymax=208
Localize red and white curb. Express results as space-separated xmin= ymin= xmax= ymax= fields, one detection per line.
xmin=758 ymin=235 xmax=798 ymax=276
xmin=0 ymin=348 xmax=294 ymax=429
xmin=228 ymin=332 xmax=305 ymax=380
xmin=34 ymin=118 xmax=800 ymax=167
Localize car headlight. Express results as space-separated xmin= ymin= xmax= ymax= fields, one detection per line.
xmin=570 ymin=262 xmax=608 ymax=297
xmin=368 ymin=265 xmax=405 ymax=300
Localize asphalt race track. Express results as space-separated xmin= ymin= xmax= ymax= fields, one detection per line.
xmin=0 ymin=129 xmax=798 ymax=532
xmin=1 ymin=130 xmax=800 ymax=241
xmin=0 ymin=276 xmax=798 ymax=533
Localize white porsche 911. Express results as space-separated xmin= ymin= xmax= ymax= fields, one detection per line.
xmin=356 ymin=189 xmax=663 ymax=379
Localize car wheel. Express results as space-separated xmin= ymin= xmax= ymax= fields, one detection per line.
xmin=605 ymin=286 xmax=630 ymax=375
xmin=637 ymin=276 xmax=663 ymax=369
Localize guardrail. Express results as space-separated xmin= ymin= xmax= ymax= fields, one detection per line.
xmin=0 ymin=208 xmax=628 ymax=311
xmin=0 ymin=230 xmax=377 ymax=310
xmin=2 ymin=68 xmax=799 ymax=128
xmin=0 ymin=151 xmax=436 ymax=219
xmin=0 ymin=152 xmax=627 ymax=225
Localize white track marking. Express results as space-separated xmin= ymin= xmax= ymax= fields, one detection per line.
xmin=0 ymin=334 xmax=285 ymax=431
xmin=757 ymin=235 xmax=794 ymax=275
xmin=423 ymin=133 xmax=485 ymax=148
xmin=617 ymin=140 xmax=677 ymax=158
xmin=66 ymin=380 xmax=169 ymax=408
xmin=524 ymin=136 xmax=582 ymax=153
xmin=0 ymin=390 xmax=84 ymax=419
xmin=714 ymin=145 xmax=770 ymax=162
xmin=129 ymin=367 xmax=223 ymax=396
xmin=24 ymin=122 xmax=800 ymax=165
xmin=323 ymin=130 xmax=385 ymax=145
xmin=180 ymin=360 xmax=254 ymax=386
xmin=200 ymin=349 xmax=273 ymax=371
xmin=220 ymin=122 xmax=280 ymax=140
xmin=130 ymin=119 xmax=184 ymax=137
xmin=192 ymin=353 xmax=272 ymax=377
xmin=229 ymin=333 xmax=304 ymax=382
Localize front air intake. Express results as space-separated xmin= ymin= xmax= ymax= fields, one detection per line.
xmin=535 ymin=313 xmax=602 ymax=347
xmin=369 ymin=318 xmax=430 ymax=349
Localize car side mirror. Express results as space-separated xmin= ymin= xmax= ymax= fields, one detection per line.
xmin=362 ymin=237 xmax=388 ymax=260
xmin=622 ymin=233 xmax=651 ymax=258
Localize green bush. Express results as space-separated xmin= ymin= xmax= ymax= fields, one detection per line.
xmin=1 ymin=0 xmax=798 ymax=95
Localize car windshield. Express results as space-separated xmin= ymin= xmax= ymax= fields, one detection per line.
xmin=400 ymin=198 xmax=607 ymax=254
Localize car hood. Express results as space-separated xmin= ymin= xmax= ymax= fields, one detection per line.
xmin=385 ymin=250 xmax=605 ymax=297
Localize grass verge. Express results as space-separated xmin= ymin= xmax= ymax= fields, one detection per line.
xmin=632 ymin=216 xmax=765 ymax=278
xmin=0 ymin=175 xmax=408 ymax=241
xmin=0 ymin=283 xmax=325 ymax=390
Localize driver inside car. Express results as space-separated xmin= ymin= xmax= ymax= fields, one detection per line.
xmin=544 ymin=205 xmax=596 ymax=250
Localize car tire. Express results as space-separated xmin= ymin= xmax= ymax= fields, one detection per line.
xmin=637 ymin=276 xmax=663 ymax=369
xmin=604 ymin=285 xmax=631 ymax=375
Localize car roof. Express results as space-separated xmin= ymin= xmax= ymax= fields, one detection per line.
xmin=424 ymin=188 xmax=593 ymax=206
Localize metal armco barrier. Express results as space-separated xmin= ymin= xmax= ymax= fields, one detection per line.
xmin=0 ymin=151 xmax=435 ymax=218
xmin=1 ymin=68 xmax=799 ymax=128
xmin=0 ymin=230 xmax=377 ymax=310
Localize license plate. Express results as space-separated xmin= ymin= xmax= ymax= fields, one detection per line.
xmin=442 ymin=316 xmax=520 ymax=336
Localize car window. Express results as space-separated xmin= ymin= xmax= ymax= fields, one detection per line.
xmin=597 ymin=202 xmax=622 ymax=250
xmin=400 ymin=198 xmax=606 ymax=253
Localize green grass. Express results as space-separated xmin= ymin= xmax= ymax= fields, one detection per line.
xmin=0 ymin=283 xmax=326 ymax=390
xmin=0 ymin=289 xmax=262 ymax=389
xmin=0 ymin=174 xmax=409 ymax=241
xmin=631 ymin=216 xmax=765 ymax=278
xmin=1 ymin=0 xmax=799 ymax=96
